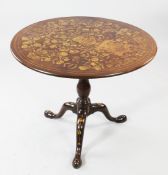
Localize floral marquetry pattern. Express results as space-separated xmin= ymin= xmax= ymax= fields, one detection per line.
xmin=11 ymin=17 xmax=157 ymax=78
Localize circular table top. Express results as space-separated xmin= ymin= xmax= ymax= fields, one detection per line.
xmin=11 ymin=16 xmax=157 ymax=79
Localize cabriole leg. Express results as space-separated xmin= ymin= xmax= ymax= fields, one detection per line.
xmin=72 ymin=112 xmax=87 ymax=168
xmin=90 ymin=103 xmax=127 ymax=123
xmin=44 ymin=102 xmax=77 ymax=119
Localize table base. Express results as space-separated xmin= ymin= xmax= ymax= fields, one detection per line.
xmin=44 ymin=79 xmax=127 ymax=168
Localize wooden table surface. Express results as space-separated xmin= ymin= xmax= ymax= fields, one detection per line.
xmin=11 ymin=16 xmax=157 ymax=79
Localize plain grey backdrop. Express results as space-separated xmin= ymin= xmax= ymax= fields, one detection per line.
xmin=0 ymin=0 xmax=168 ymax=174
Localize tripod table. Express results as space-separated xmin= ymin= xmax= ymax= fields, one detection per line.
xmin=11 ymin=16 xmax=157 ymax=168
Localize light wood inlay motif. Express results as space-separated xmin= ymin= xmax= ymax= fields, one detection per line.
xmin=11 ymin=17 xmax=157 ymax=78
